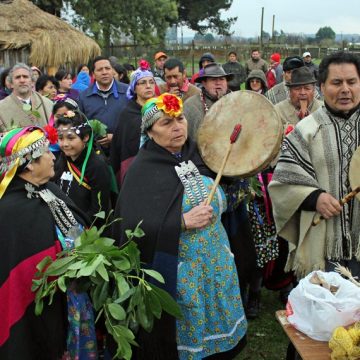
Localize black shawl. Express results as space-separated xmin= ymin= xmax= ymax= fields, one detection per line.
xmin=0 ymin=177 xmax=89 ymax=360
xmin=112 ymin=139 xmax=213 ymax=359
xmin=110 ymin=99 xmax=142 ymax=187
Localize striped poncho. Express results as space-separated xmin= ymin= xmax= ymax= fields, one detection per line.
xmin=269 ymin=105 xmax=360 ymax=278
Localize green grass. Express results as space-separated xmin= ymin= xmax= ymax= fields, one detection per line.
xmin=234 ymin=289 xmax=289 ymax=360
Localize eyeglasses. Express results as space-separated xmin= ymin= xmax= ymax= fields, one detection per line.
xmin=250 ymin=79 xmax=261 ymax=83
xmin=137 ymin=79 xmax=156 ymax=86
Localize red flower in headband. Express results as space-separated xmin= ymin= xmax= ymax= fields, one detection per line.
xmin=139 ymin=59 xmax=151 ymax=71
xmin=285 ymin=124 xmax=294 ymax=135
xmin=43 ymin=125 xmax=58 ymax=145
xmin=156 ymin=93 xmax=183 ymax=118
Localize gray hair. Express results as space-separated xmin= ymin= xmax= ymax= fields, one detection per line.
xmin=8 ymin=63 xmax=34 ymax=83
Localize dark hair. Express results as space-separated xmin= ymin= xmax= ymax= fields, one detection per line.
xmin=251 ymin=49 xmax=260 ymax=53
xmin=164 ymin=58 xmax=185 ymax=73
xmin=318 ymin=51 xmax=360 ymax=85
xmin=52 ymin=99 xmax=78 ymax=115
xmin=56 ymin=111 xmax=91 ymax=140
xmin=77 ymin=64 xmax=89 ymax=75
xmin=123 ymin=63 xmax=135 ymax=72
xmin=35 ymin=75 xmax=59 ymax=92
xmin=113 ymin=64 xmax=129 ymax=84
xmin=228 ymin=51 xmax=237 ymax=57
xmin=92 ymin=56 xmax=111 ymax=72
xmin=0 ymin=67 xmax=11 ymax=89
xmin=54 ymin=69 xmax=72 ymax=82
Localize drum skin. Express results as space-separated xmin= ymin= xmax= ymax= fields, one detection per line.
xmin=349 ymin=146 xmax=360 ymax=201
xmin=197 ymin=90 xmax=283 ymax=177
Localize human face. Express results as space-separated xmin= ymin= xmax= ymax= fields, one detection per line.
xmin=28 ymin=149 xmax=56 ymax=185
xmin=81 ymin=66 xmax=89 ymax=74
xmin=93 ymin=59 xmax=113 ymax=89
xmin=40 ymin=81 xmax=57 ymax=99
xmin=203 ymin=77 xmax=228 ymax=99
xmin=283 ymin=70 xmax=292 ymax=82
xmin=249 ymin=78 xmax=262 ymax=92
xmin=147 ymin=113 xmax=188 ymax=153
xmin=164 ymin=66 xmax=186 ymax=89
xmin=155 ymin=56 xmax=167 ymax=70
xmin=289 ymin=84 xmax=315 ymax=108
xmin=54 ymin=105 xmax=70 ymax=121
xmin=228 ymin=54 xmax=237 ymax=63
xmin=135 ymin=76 xmax=156 ymax=104
xmin=11 ymin=68 xmax=32 ymax=98
xmin=321 ymin=63 xmax=360 ymax=113
xmin=57 ymin=125 xmax=89 ymax=161
xmin=251 ymin=51 xmax=260 ymax=60
xmin=59 ymin=74 xmax=72 ymax=92
xmin=304 ymin=56 xmax=311 ymax=64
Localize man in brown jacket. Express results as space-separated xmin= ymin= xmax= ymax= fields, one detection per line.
xmin=159 ymin=58 xmax=200 ymax=102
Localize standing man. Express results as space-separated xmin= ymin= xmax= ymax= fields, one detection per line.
xmin=303 ymin=51 xmax=319 ymax=80
xmin=0 ymin=63 xmax=53 ymax=132
xmin=222 ymin=51 xmax=246 ymax=91
xmin=159 ymin=58 xmax=200 ymax=102
xmin=275 ymin=67 xmax=323 ymax=126
xmin=152 ymin=51 xmax=168 ymax=83
xmin=78 ymin=56 xmax=128 ymax=147
xmin=245 ymin=49 xmax=268 ymax=76
xmin=269 ymin=51 xmax=360 ymax=278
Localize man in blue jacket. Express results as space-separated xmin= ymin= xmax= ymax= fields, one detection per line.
xmin=79 ymin=56 xmax=128 ymax=147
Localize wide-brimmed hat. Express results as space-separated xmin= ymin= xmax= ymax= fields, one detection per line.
xmin=286 ymin=67 xmax=316 ymax=87
xmin=195 ymin=63 xmax=234 ymax=83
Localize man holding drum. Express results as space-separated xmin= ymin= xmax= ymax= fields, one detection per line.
xmin=269 ymin=51 xmax=360 ymax=278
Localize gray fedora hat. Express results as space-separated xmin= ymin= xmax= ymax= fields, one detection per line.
xmin=286 ymin=66 xmax=316 ymax=87
xmin=195 ymin=63 xmax=234 ymax=83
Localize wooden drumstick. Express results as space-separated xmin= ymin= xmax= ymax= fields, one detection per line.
xmin=312 ymin=186 xmax=360 ymax=226
xmin=205 ymin=124 xmax=242 ymax=206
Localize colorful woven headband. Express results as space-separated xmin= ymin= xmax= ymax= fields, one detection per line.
xmin=126 ymin=59 xmax=154 ymax=100
xmin=141 ymin=93 xmax=183 ymax=132
xmin=0 ymin=126 xmax=57 ymax=198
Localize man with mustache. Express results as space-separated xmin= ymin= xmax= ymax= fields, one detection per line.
xmin=0 ymin=63 xmax=53 ymax=132
xmin=275 ymin=66 xmax=323 ymax=127
xmin=269 ymin=51 xmax=360 ymax=280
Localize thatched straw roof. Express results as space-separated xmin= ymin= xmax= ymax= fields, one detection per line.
xmin=0 ymin=0 xmax=101 ymax=67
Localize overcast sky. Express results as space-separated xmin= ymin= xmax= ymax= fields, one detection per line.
xmin=182 ymin=0 xmax=360 ymax=37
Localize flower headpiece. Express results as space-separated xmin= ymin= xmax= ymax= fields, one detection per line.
xmin=0 ymin=126 xmax=54 ymax=198
xmin=141 ymin=93 xmax=183 ymax=132
xmin=126 ymin=59 xmax=154 ymax=100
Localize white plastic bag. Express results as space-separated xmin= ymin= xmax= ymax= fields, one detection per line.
xmin=286 ymin=271 xmax=360 ymax=341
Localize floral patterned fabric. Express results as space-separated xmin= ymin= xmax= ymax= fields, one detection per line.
xmin=176 ymin=176 xmax=247 ymax=360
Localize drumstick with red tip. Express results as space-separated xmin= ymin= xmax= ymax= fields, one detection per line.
xmin=312 ymin=186 xmax=360 ymax=226
xmin=205 ymin=124 xmax=242 ymax=206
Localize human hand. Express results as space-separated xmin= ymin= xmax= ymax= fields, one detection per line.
xmin=316 ymin=192 xmax=342 ymax=219
xmin=183 ymin=201 xmax=213 ymax=230
xmin=168 ymin=86 xmax=180 ymax=96
xmin=96 ymin=133 xmax=113 ymax=147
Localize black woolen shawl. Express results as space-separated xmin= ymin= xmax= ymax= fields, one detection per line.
xmin=112 ymin=138 xmax=214 ymax=359
xmin=0 ymin=177 xmax=89 ymax=360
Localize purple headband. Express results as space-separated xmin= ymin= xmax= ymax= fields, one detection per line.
xmin=126 ymin=60 xmax=154 ymax=100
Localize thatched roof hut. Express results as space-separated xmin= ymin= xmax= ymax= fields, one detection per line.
xmin=0 ymin=0 xmax=101 ymax=68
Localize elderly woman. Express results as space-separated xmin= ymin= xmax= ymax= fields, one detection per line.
xmin=110 ymin=60 xmax=156 ymax=185
xmin=113 ymin=93 xmax=247 ymax=360
xmin=0 ymin=126 xmax=97 ymax=359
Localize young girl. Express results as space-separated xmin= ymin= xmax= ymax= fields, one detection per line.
xmin=54 ymin=110 xmax=111 ymax=223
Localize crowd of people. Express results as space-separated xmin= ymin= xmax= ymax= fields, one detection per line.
xmin=0 ymin=49 xmax=359 ymax=360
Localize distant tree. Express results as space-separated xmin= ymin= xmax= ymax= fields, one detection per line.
xmin=316 ymin=26 xmax=336 ymax=42
xmin=178 ymin=0 xmax=236 ymax=36
xmin=31 ymin=0 xmax=63 ymax=16
xmin=204 ymin=33 xmax=215 ymax=43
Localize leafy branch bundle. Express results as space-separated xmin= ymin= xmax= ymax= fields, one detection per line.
xmin=32 ymin=216 xmax=182 ymax=359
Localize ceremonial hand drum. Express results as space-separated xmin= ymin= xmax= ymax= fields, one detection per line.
xmin=349 ymin=145 xmax=360 ymax=201
xmin=197 ymin=90 xmax=283 ymax=177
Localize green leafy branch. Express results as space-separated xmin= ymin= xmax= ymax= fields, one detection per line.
xmin=32 ymin=215 xmax=182 ymax=360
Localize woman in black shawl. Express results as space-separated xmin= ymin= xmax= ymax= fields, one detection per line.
xmin=113 ymin=94 xmax=247 ymax=360
xmin=0 ymin=126 xmax=97 ymax=359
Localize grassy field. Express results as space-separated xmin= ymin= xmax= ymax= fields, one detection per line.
xmin=234 ymin=289 xmax=289 ymax=360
